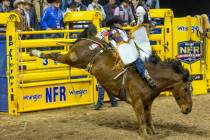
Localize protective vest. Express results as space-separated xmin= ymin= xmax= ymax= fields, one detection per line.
xmin=109 ymin=28 xmax=139 ymax=65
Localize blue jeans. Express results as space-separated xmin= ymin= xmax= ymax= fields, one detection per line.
xmin=97 ymin=83 xmax=117 ymax=106
xmin=134 ymin=57 xmax=146 ymax=78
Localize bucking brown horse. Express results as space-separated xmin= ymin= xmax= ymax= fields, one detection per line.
xmin=30 ymin=25 xmax=192 ymax=139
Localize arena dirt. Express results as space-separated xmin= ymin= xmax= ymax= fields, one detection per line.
xmin=0 ymin=94 xmax=210 ymax=140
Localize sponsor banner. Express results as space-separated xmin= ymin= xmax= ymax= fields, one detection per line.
xmin=177 ymin=41 xmax=201 ymax=64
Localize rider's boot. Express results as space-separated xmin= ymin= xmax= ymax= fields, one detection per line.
xmin=144 ymin=70 xmax=157 ymax=88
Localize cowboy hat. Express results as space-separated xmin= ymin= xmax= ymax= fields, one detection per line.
xmin=13 ymin=0 xmax=25 ymax=8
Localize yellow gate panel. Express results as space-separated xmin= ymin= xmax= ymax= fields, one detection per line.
xmin=172 ymin=17 xmax=207 ymax=94
xmin=17 ymin=78 xmax=94 ymax=112
xmin=149 ymin=9 xmax=174 ymax=60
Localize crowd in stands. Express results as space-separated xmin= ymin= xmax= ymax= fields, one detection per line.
xmin=0 ymin=0 xmax=160 ymax=31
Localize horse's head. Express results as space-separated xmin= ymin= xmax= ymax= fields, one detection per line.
xmin=166 ymin=60 xmax=193 ymax=114
xmin=171 ymin=78 xmax=192 ymax=114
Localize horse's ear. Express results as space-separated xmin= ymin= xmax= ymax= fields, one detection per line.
xmin=148 ymin=54 xmax=161 ymax=64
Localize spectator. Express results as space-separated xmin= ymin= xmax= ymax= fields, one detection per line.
xmin=24 ymin=0 xmax=37 ymax=30
xmin=103 ymin=0 xmax=117 ymax=23
xmin=88 ymin=0 xmax=106 ymax=20
xmin=0 ymin=0 xmax=11 ymax=12
xmin=74 ymin=0 xmax=87 ymax=11
xmin=135 ymin=0 xmax=150 ymax=25
xmin=65 ymin=1 xmax=78 ymax=12
xmin=40 ymin=0 xmax=63 ymax=31
xmin=114 ymin=0 xmax=135 ymax=26
xmin=12 ymin=0 xmax=28 ymax=31
xmin=95 ymin=83 xmax=118 ymax=110
xmin=146 ymin=0 xmax=159 ymax=9
xmin=129 ymin=0 xmax=138 ymax=21
xmin=40 ymin=0 xmax=63 ymax=40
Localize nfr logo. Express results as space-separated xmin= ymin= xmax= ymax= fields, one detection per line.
xmin=177 ymin=41 xmax=201 ymax=64
xmin=46 ymin=86 xmax=66 ymax=103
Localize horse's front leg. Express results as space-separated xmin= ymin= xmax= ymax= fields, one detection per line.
xmin=30 ymin=49 xmax=68 ymax=64
xmin=132 ymin=98 xmax=149 ymax=139
xmin=144 ymin=105 xmax=156 ymax=135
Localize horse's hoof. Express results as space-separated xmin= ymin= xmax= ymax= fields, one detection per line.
xmin=138 ymin=135 xmax=152 ymax=140
xmin=146 ymin=127 xmax=157 ymax=135
xmin=139 ymin=129 xmax=150 ymax=140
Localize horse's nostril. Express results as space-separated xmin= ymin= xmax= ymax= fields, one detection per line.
xmin=185 ymin=108 xmax=191 ymax=113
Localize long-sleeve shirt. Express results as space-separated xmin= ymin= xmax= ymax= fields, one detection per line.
xmin=103 ymin=4 xmax=117 ymax=21
xmin=136 ymin=5 xmax=146 ymax=25
xmin=40 ymin=6 xmax=63 ymax=30
xmin=114 ymin=5 xmax=135 ymax=25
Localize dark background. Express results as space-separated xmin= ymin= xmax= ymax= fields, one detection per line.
xmin=159 ymin=0 xmax=210 ymax=17
xmin=83 ymin=0 xmax=209 ymax=17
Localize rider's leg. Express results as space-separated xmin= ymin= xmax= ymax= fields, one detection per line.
xmin=134 ymin=57 xmax=146 ymax=77
xmin=108 ymin=93 xmax=118 ymax=107
xmin=134 ymin=58 xmax=157 ymax=87
xmin=95 ymin=83 xmax=105 ymax=110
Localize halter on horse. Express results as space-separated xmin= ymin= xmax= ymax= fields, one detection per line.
xmin=30 ymin=24 xmax=192 ymax=139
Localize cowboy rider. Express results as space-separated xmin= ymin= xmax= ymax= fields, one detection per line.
xmin=106 ymin=16 xmax=156 ymax=87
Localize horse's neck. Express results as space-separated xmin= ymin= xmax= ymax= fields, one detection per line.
xmin=147 ymin=63 xmax=178 ymax=92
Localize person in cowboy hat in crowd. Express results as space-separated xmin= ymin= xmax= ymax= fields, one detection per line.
xmin=40 ymin=0 xmax=63 ymax=38
xmin=12 ymin=0 xmax=28 ymax=31
xmin=106 ymin=16 xmax=157 ymax=87
xmin=0 ymin=0 xmax=11 ymax=12
xmin=24 ymin=0 xmax=38 ymax=30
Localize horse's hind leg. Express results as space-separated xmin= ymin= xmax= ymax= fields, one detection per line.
xmin=30 ymin=50 xmax=68 ymax=64
xmin=144 ymin=105 xmax=156 ymax=135
xmin=132 ymin=98 xmax=149 ymax=139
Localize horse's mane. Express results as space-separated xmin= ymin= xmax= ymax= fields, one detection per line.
xmin=149 ymin=54 xmax=190 ymax=82
xmin=78 ymin=24 xmax=98 ymax=39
